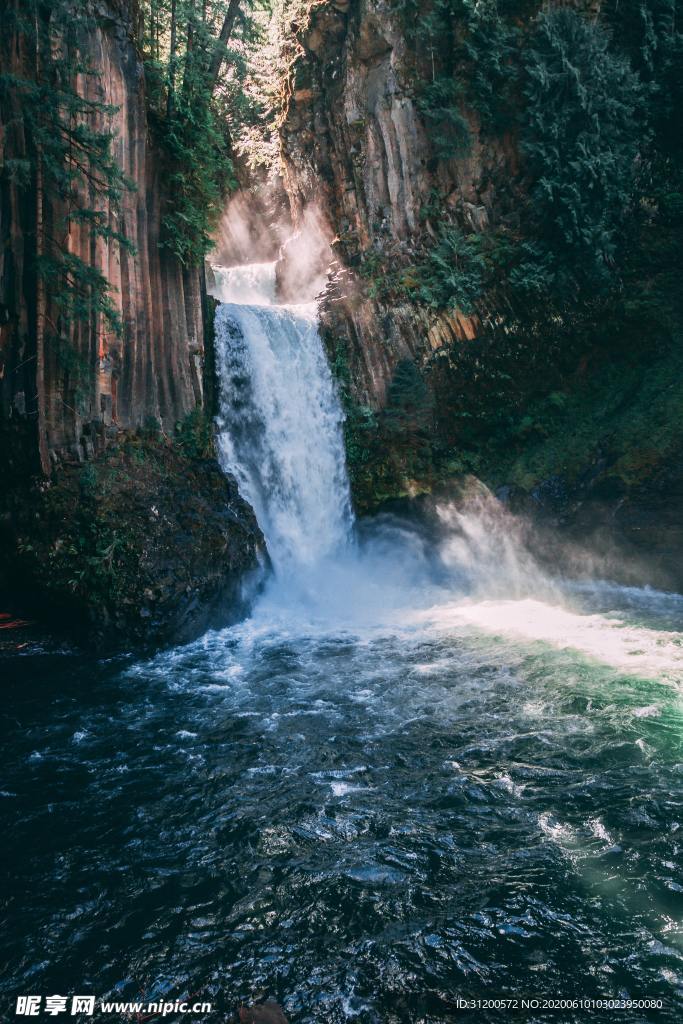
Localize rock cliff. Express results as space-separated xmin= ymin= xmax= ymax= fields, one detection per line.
xmin=279 ymin=0 xmax=494 ymax=402
xmin=0 ymin=0 xmax=205 ymax=478
xmin=278 ymin=0 xmax=683 ymax=588
xmin=0 ymin=0 xmax=264 ymax=645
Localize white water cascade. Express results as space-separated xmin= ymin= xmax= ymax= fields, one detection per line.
xmin=211 ymin=262 xmax=353 ymax=576
xmin=209 ymin=260 xmax=683 ymax=684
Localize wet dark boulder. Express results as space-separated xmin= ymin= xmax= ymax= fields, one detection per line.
xmin=238 ymin=1001 xmax=289 ymax=1024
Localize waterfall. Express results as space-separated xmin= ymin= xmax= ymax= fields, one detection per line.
xmin=211 ymin=262 xmax=353 ymax=575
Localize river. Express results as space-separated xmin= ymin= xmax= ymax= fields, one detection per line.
xmin=3 ymin=265 xmax=683 ymax=1022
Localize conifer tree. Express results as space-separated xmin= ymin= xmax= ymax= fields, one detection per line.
xmin=1 ymin=0 xmax=134 ymax=326
xmin=518 ymin=8 xmax=645 ymax=299
xmin=137 ymin=0 xmax=266 ymax=264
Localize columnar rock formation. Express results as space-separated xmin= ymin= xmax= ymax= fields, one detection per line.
xmin=0 ymin=0 xmax=205 ymax=478
xmin=279 ymin=0 xmax=501 ymax=403
xmin=0 ymin=0 xmax=266 ymax=646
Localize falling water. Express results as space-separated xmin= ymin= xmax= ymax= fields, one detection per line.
xmin=5 ymin=263 xmax=683 ymax=1024
xmin=209 ymin=261 xmax=683 ymax=681
xmin=211 ymin=262 xmax=353 ymax=575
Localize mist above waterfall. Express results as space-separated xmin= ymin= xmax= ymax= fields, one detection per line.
xmin=210 ymin=199 xmax=333 ymax=305
xmin=275 ymin=206 xmax=334 ymax=303
xmin=209 ymin=258 xmax=683 ymax=687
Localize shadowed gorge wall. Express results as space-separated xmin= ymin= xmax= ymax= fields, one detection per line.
xmin=0 ymin=0 xmax=205 ymax=477
xmin=0 ymin=0 xmax=269 ymax=647
xmin=277 ymin=0 xmax=683 ymax=587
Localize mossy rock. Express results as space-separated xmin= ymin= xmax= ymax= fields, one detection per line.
xmin=0 ymin=434 xmax=265 ymax=650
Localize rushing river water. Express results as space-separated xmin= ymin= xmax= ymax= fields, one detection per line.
xmin=3 ymin=266 xmax=683 ymax=1023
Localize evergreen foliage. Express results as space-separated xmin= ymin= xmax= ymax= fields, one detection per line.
xmin=174 ymin=407 xmax=214 ymax=459
xmin=461 ymin=0 xmax=519 ymax=133
xmin=417 ymin=78 xmax=470 ymax=160
xmin=383 ymin=359 xmax=434 ymax=478
xmin=417 ymin=227 xmax=487 ymax=313
xmin=331 ymin=343 xmax=436 ymax=509
xmin=395 ymin=0 xmax=523 ymax=156
xmin=0 ymin=0 xmax=135 ymax=335
xmin=138 ymin=0 xmax=266 ymax=264
xmin=517 ymin=8 xmax=645 ymax=299
xmin=158 ymin=79 xmax=236 ymax=266
xmin=379 ymin=0 xmax=680 ymax=321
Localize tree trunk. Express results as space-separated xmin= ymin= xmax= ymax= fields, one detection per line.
xmin=182 ymin=2 xmax=196 ymax=104
xmin=208 ymin=0 xmax=242 ymax=91
xmin=167 ymin=0 xmax=178 ymax=118
xmin=34 ymin=9 xmax=50 ymax=476
xmin=34 ymin=155 xmax=50 ymax=476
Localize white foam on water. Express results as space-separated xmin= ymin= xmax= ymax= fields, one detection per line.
xmin=210 ymin=259 xmax=683 ymax=687
xmin=420 ymin=597 xmax=683 ymax=683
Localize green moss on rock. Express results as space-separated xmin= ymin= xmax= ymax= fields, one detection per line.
xmin=0 ymin=430 xmax=264 ymax=650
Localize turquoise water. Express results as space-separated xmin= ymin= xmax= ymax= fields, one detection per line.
xmin=4 ymin=260 xmax=682 ymax=1022
xmin=3 ymin=565 xmax=683 ymax=1023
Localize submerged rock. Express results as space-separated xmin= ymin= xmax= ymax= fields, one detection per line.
xmin=0 ymin=435 xmax=266 ymax=651
xmin=238 ymin=1001 xmax=288 ymax=1024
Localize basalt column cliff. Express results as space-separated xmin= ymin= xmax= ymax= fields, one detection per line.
xmin=281 ymin=0 xmax=488 ymax=401
xmin=0 ymin=0 xmax=262 ymax=645
xmin=279 ymin=0 xmax=683 ymax=588
xmin=0 ymin=0 xmax=210 ymax=470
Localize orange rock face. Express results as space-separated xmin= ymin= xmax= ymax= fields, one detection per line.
xmin=0 ymin=0 xmax=205 ymax=476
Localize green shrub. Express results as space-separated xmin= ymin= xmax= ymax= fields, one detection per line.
xmin=160 ymin=92 xmax=237 ymax=265
xmin=174 ymin=408 xmax=214 ymax=460
xmin=418 ymin=78 xmax=471 ymax=159
xmin=519 ymin=8 xmax=645 ymax=298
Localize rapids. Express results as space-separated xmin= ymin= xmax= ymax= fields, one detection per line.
xmin=2 ymin=263 xmax=683 ymax=1023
